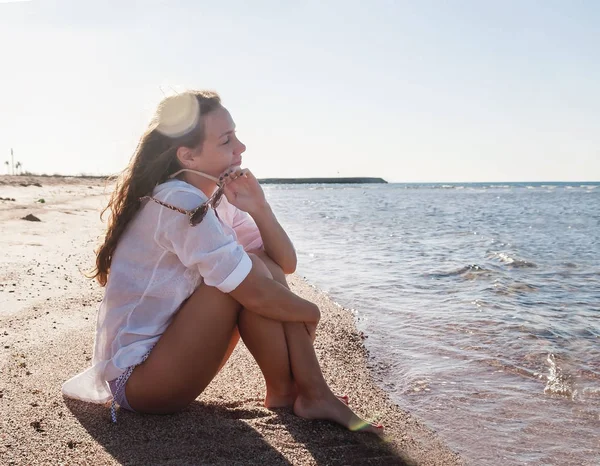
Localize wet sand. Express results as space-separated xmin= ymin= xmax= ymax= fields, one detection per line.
xmin=0 ymin=175 xmax=462 ymax=465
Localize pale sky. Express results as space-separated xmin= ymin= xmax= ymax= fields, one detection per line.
xmin=0 ymin=0 xmax=598 ymax=182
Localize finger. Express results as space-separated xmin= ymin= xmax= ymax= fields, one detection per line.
xmin=221 ymin=166 xmax=249 ymax=185
xmin=222 ymin=170 xmax=238 ymax=184
xmin=232 ymin=171 xmax=246 ymax=181
xmin=222 ymin=167 xmax=237 ymax=178
xmin=223 ymin=168 xmax=238 ymax=182
xmin=230 ymin=167 xmax=248 ymax=183
xmin=219 ymin=176 xmax=234 ymax=188
xmin=242 ymin=168 xmax=257 ymax=182
xmin=219 ymin=171 xmax=231 ymax=184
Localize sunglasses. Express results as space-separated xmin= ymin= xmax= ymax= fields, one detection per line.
xmin=140 ymin=184 xmax=225 ymax=226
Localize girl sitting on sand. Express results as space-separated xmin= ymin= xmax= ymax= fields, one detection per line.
xmin=62 ymin=90 xmax=382 ymax=434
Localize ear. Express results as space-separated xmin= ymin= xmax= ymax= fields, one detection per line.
xmin=176 ymin=146 xmax=196 ymax=168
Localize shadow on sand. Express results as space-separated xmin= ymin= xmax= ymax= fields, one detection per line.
xmin=66 ymin=398 xmax=412 ymax=465
xmin=270 ymin=408 xmax=413 ymax=466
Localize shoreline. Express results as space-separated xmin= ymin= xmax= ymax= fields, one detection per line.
xmin=0 ymin=176 xmax=461 ymax=465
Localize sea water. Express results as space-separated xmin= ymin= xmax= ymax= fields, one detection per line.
xmin=264 ymin=182 xmax=600 ymax=466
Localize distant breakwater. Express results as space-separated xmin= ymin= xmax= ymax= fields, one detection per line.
xmin=1 ymin=174 xmax=387 ymax=185
xmin=258 ymin=177 xmax=387 ymax=184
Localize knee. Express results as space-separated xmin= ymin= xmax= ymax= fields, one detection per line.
xmin=247 ymin=249 xmax=287 ymax=286
xmin=247 ymin=252 xmax=274 ymax=280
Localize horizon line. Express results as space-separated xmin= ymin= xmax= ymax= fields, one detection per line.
xmin=1 ymin=173 xmax=599 ymax=184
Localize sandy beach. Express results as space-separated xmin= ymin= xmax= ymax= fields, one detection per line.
xmin=0 ymin=175 xmax=462 ymax=465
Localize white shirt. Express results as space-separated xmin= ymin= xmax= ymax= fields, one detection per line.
xmin=62 ymin=179 xmax=263 ymax=403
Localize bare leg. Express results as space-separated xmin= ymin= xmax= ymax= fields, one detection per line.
xmin=242 ymin=250 xmax=348 ymax=407
xmin=124 ymin=284 xmax=242 ymax=414
xmin=238 ymin=310 xmax=295 ymax=408
xmin=124 ymin=252 xmax=372 ymax=433
xmin=246 ymin=251 xmax=380 ymax=433
xmin=239 ymin=309 xmax=349 ymax=408
xmin=217 ymin=327 xmax=240 ymax=373
xmin=285 ymin=322 xmax=383 ymax=434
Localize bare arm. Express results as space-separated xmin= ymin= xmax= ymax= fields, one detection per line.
xmin=229 ymin=254 xmax=319 ymax=323
xmin=222 ymin=167 xmax=296 ymax=274
xmin=250 ymin=203 xmax=297 ymax=274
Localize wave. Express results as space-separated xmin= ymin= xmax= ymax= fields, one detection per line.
xmin=426 ymin=264 xmax=493 ymax=280
xmin=490 ymin=251 xmax=537 ymax=268
xmin=483 ymin=358 xmax=540 ymax=380
xmin=386 ymin=182 xmax=600 ymax=190
xmin=487 ymin=280 xmax=539 ymax=296
xmin=544 ymin=354 xmax=575 ymax=398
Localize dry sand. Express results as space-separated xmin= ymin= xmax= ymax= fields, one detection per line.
xmin=0 ymin=175 xmax=462 ymax=465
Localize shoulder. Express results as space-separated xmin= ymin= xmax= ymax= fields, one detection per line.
xmin=152 ymin=179 xmax=208 ymax=211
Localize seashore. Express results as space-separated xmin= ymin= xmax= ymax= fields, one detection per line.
xmin=0 ymin=175 xmax=461 ymax=465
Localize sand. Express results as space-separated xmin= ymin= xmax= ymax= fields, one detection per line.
xmin=0 ymin=175 xmax=462 ymax=465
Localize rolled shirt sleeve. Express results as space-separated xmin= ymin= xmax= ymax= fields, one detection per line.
xmin=155 ymin=190 xmax=252 ymax=293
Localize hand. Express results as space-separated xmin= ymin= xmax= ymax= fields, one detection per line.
xmin=220 ymin=167 xmax=267 ymax=215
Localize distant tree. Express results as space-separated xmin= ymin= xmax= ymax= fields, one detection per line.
xmin=15 ymin=161 xmax=22 ymax=174
xmin=4 ymin=161 xmax=8 ymax=174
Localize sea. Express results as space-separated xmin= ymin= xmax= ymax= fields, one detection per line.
xmin=263 ymin=181 xmax=600 ymax=466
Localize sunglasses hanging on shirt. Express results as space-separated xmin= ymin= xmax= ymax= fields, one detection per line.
xmin=139 ymin=168 xmax=245 ymax=226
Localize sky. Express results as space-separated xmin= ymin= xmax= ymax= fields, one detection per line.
xmin=0 ymin=0 xmax=598 ymax=183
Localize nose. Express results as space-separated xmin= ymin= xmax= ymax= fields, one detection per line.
xmin=236 ymin=139 xmax=246 ymax=155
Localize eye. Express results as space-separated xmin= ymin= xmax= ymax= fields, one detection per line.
xmin=221 ymin=137 xmax=231 ymax=145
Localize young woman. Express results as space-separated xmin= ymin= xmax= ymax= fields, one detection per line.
xmin=62 ymin=90 xmax=382 ymax=434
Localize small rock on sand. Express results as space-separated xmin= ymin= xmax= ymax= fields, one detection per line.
xmin=21 ymin=214 xmax=41 ymax=222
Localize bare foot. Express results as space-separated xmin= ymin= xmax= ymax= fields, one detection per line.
xmin=293 ymin=392 xmax=383 ymax=434
xmin=265 ymin=388 xmax=349 ymax=409
xmin=264 ymin=391 xmax=296 ymax=409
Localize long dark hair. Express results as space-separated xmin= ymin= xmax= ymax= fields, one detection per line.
xmin=92 ymin=90 xmax=222 ymax=286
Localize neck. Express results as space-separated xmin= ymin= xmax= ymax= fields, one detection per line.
xmin=170 ymin=168 xmax=220 ymax=197
xmin=183 ymin=174 xmax=218 ymax=197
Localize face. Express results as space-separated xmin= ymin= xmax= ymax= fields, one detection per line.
xmin=185 ymin=106 xmax=246 ymax=178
